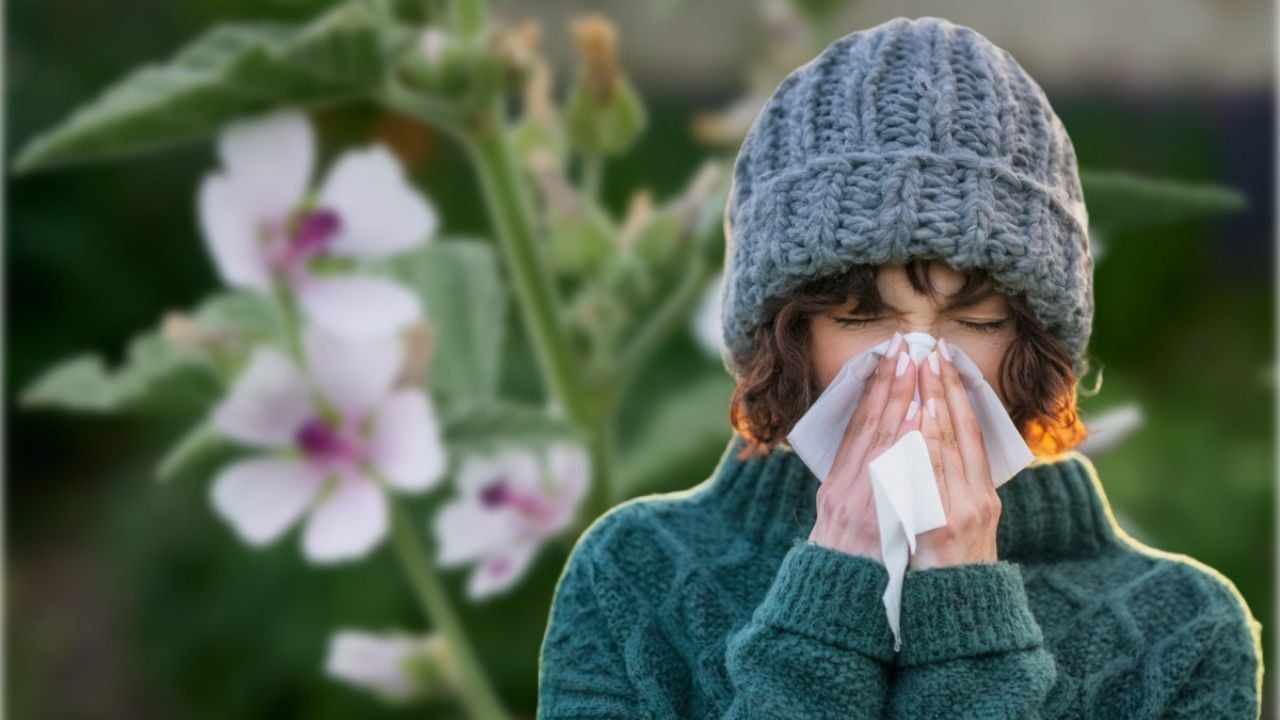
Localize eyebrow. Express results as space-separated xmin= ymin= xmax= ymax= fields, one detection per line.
xmin=877 ymin=287 xmax=1002 ymax=313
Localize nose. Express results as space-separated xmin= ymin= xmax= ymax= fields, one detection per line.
xmin=896 ymin=322 xmax=940 ymax=340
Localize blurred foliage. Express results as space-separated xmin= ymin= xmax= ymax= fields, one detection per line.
xmin=7 ymin=1 xmax=1273 ymax=719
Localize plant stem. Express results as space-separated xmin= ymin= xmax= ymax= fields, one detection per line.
xmin=608 ymin=255 xmax=717 ymax=405
xmin=583 ymin=409 xmax=618 ymax=517
xmin=461 ymin=98 xmax=594 ymax=426
xmin=581 ymin=152 xmax=604 ymax=205
xmin=389 ymin=496 xmax=509 ymax=720
xmin=272 ymin=283 xmax=306 ymax=364
xmin=460 ymin=99 xmax=624 ymax=525
xmin=378 ymin=76 xmax=467 ymax=144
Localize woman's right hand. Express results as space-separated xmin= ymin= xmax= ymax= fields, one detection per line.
xmin=807 ymin=332 xmax=921 ymax=563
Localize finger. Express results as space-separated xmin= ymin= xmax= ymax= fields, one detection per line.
xmin=848 ymin=348 xmax=917 ymax=520
xmin=829 ymin=337 xmax=905 ymax=488
xmin=921 ymin=350 xmax=966 ymax=505
xmin=918 ymin=382 xmax=950 ymax=515
xmin=866 ymin=347 xmax=918 ymax=464
xmin=936 ymin=338 xmax=993 ymax=494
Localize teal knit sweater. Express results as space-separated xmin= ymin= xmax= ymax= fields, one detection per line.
xmin=536 ymin=434 xmax=1264 ymax=719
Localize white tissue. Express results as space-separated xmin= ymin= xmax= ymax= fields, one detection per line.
xmin=785 ymin=331 xmax=1035 ymax=651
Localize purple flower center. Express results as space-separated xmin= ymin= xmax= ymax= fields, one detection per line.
xmin=295 ymin=417 xmax=361 ymax=465
xmin=479 ymin=478 xmax=510 ymax=507
xmin=277 ymin=207 xmax=341 ymax=268
xmin=480 ymin=476 xmax=555 ymax=523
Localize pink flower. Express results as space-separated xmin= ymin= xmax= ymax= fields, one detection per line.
xmin=197 ymin=109 xmax=437 ymax=340
xmin=325 ymin=629 xmax=434 ymax=702
xmin=209 ymin=326 xmax=446 ymax=563
xmin=433 ymin=444 xmax=589 ymax=600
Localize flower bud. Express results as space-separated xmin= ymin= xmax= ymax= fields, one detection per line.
xmin=564 ymin=14 xmax=646 ymax=156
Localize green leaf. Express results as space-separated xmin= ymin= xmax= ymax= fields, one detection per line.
xmin=381 ymin=238 xmax=507 ymax=409
xmin=155 ymin=421 xmax=234 ymax=484
xmin=1081 ymin=169 xmax=1247 ymax=230
xmin=14 ymin=2 xmax=406 ymax=172
xmin=441 ymin=401 xmax=582 ymax=456
xmin=21 ymin=290 xmax=283 ymax=413
xmin=21 ymin=333 xmax=216 ymax=413
xmin=618 ymin=373 xmax=735 ymax=497
xmin=191 ymin=291 xmax=286 ymax=344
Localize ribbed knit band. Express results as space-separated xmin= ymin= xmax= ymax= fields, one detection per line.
xmin=721 ymin=16 xmax=1094 ymax=380
xmin=753 ymin=538 xmax=897 ymax=663
xmin=897 ymin=559 xmax=1044 ymax=667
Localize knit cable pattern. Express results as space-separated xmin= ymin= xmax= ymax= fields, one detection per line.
xmin=536 ymin=435 xmax=1263 ymax=719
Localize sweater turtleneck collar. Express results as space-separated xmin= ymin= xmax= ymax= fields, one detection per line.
xmin=700 ymin=433 xmax=1125 ymax=563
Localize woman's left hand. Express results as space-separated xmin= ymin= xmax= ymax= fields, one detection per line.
xmin=903 ymin=338 xmax=1001 ymax=570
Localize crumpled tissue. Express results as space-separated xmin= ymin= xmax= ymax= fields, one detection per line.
xmin=785 ymin=331 xmax=1035 ymax=651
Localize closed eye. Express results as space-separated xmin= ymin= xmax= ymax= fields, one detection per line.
xmin=834 ymin=316 xmax=1009 ymax=333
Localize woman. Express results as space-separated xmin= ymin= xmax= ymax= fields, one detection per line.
xmin=536 ymin=16 xmax=1263 ymax=719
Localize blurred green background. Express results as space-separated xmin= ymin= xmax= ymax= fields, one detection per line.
xmin=8 ymin=0 xmax=1274 ymax=718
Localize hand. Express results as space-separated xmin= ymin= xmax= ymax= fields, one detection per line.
xmin=909 ymin=338 xmax=1001 ymax=570
xmin=808 ymin=333 xmax=920 ymax=564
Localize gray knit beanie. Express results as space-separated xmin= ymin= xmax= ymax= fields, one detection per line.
xmin=721 ymin=15 xmax=1093 ymax=379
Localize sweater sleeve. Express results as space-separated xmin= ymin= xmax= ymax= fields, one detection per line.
xmin=719 ymin=538 xmax=898 ymax=718
xmin=537 ymin=533 xmax=898 ymax=719
xmin=883 ymin=560 xmax=1057 ymax=720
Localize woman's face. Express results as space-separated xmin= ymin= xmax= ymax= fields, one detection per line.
xmin=808 ymin=263 xmax=1016 ymax=400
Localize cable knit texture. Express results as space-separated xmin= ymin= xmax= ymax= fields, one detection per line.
xmin=537 ymin=435 xmax=1263 ymax=719
xmin=720 ymin=16 xmax=1094 ymax=379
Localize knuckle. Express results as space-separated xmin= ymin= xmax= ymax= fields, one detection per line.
xmin=847 ymin=411 xmax=870 ymax=438
xmin=940 ymin=429 xmax=959 ymax=451
xmin=870 ymin=427 xmax=894 ymax=449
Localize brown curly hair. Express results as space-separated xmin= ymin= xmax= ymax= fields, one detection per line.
xmin=727 ymin=258 xmax=1099 ymax=462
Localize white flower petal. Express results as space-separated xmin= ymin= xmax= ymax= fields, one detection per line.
xmin=216 ymin=109 xmax=314 ymax=220
xmin=455 ymin=448 xmax=541 ymax=498
xmin=317 ymin=145 xmax=438 ymax=258
xmin=432 ymin=499 xmax=522 ymax=567
xmin=302 ymin=325 xmax=403 ymax=418
xmin=547 ymin=443 xmax=591 ymax=497
xmin=325 ymin=630 xmax=423 ymax=701
xmin=466 ymin=541 xmax=539 ymax=601
xmin=302 ymin=477 xmax=388 ymax=563
xmin=690 ymin=271 xmax=726 ymax=361
xmin=296 ymin=275 xmax=421 ymax=341
xmin=212 ymin=347 xmax=315 ymax=447
xmin=1078 ymin=403 xmax=1144 ymax=456
xmin=542 ymin=443 xmax=591 ymax=532
xmin=370 ymin=390 xmax=447 ymax=493
xmin=197 ymin=173 xmax=273 ymax=291
xmin=210 ymin=458 xmax=323 ymax=546
xmin=498 ymin=447 xmax=552 ymax=496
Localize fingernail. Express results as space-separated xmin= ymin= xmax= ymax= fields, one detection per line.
xmin=906 ymin=400 xmax=919 ymax=420
xmin=927 ymin=397 xmax=937 ymax=417
xmin=895 ymin=351 xmax=911 ymax=377
xmin=927 ymin=351 xmax=940 ymax=375
xmin=938 ymin=338 xmax=953 ymax=363
xmin=888 ymin=331 xmax=903 ymax=357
